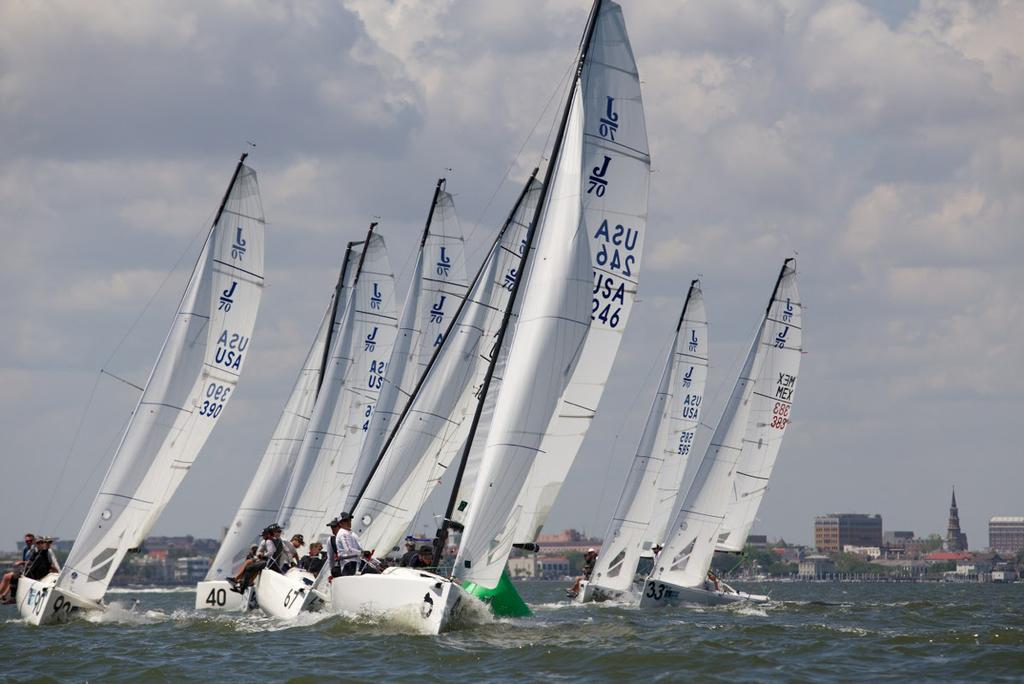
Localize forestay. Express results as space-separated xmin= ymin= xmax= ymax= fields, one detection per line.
xmin=346 ymin=184 xmax=467 ymax=514
xmin=279 ymin=232 xmax=397 ymax=545
xmin=454 ymin=84 xmax=593 ymax=589
xmin=590 ymin=282 xmax=707 ymax=594
xmin=350 ymin=179 xmax=540 ymax=554
xmin=716 ymin=260 xmax=801 ymax=552
xmin=205 ymin=244 xmax=361 ymax=580
xmin=511 ymin=0 xmax=651 ymax=544
xmin=59 ymin=159 xmax=266 ymax=603
xmin=651 ymin=261 xmax=796 ymax=590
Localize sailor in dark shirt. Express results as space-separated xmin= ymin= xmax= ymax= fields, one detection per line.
xmin=299 ymin=542 xmax=326 ymax=575
xmin=399 ymin=537 xmax=418 ymax=567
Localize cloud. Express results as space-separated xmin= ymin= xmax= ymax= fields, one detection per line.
xmin=0 ymin=0 xmax=1021 ymax=551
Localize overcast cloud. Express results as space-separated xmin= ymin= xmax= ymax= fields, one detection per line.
xmin=1 ymin=0 xmax=1021 ymax=551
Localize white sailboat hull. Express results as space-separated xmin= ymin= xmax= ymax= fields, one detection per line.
xmin=327 ymin=567 xmax=467 ymax=634
xmin=254 ymin=567 xmax=322 ymax=619
xmin=194 ymin=580 xmax=252 ymax=612
xmin=639 ymin=578 xmax=768 ymax=608
xmin=15 ymin=574 xmax=101 ymax=625
xmin=574 ymin=580 xmax=638 ymax=605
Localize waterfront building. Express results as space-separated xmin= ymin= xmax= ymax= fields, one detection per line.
xmin=746 ymin=534 xmax=769 ymax=549
xmin=945 ymin=488 xmax=968 ymax=552
xmin=175 ymin=556 xmax=210 ymax=583
xmin=798 ymin=555 xmax=836 ymax=579
xmin=814 ymin=514 xmax=883 ymax=552
xmin=989 ymin=516 xmax=1024 ymax=554
xmin=883 ymin=531 xmax=914 ymax=546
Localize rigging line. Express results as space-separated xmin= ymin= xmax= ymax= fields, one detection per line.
xmin=41 ymin=207 xmax=216 ymax=532
xmin=51 ymin=411 xmax=132 ymax=534
xmin=590 ymin=306 xmax=674 ymax=534
xmin=461 ymin=55 xmax=577 ymax=265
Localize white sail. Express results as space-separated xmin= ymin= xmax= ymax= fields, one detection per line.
xmin=59 ymin=159 xmax=265 ymax=603
xmin=511 ymin=0 xmax=651 ymax=544
xmin=454 ymin=85 xmax=593 ymax=589
xmin=204 ymin=245 xmax=361 ymax=580
xmin=589 ymin=283 xmax=707 ymax=594
xmin=345 ymin=186 xmax=467 ymax=514
xmin=716 ymin=260 xmax=801 ymax=552
xmin=350 ymin=179 xmax=540 ymax=554
xmin=278 ymin=232 xmax=397 ymax=545
xmin=651 ymin=261 xmax=796 ymax=589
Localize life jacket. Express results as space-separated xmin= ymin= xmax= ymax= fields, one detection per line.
xmin=24 ymin=548 xmax=51 ymax=581
xmin=328 ymin=537 xmax=341 ymax=571
xmin=266 ymin=538 xmax=287 ymax=572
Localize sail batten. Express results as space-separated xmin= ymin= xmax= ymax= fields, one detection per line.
xmin=278 ymin=230 xmax=397 ymax=546
xmin=59 ymin=159 xmax=266 ymax=602
xmin=349 ymin=176 xmax=542 ymax=555
xmin=204 ymin=245 xmax=360 ymax=580
xmin=589 ymin=283 xmax=708 ymax=594
xmin=653 ymin=260 xmax=801 ymax=589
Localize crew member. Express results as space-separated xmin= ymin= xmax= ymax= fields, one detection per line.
xmin=283 ymin=534 xmax=304 ymax=571
xmin=232 ymin=524 xmax=285 ymax=592
xmin=399 ymin=537 xmax=418 ymax=567
xmin=651 ymin=543 xmax=664 ymax=567
xmin=325 ymin=518 xmax=344 ymax=577
xmin=408 ymin=545 xmax=434 ymax=570
xmin=567 ymin=548 xmax=598 ymax=598
xmin=333 ymin=512 xmax=363 ymax=576
xmin=0 ymin=533 xmax=39 ymax=602
xmin=299 ymin=542 xmax=326 ymax=575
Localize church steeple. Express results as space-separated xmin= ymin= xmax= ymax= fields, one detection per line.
xmin=945 ymin=487 xmax=968 ymax=552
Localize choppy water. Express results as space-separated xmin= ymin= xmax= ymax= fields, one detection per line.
xmin=4 ymin=581 xmax=1024 ymax=682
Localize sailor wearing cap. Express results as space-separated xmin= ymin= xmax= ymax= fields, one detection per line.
xmin=332 ymin=512 xmax=364 ymax=577
xmin=399 ymin=536 xmax=418 ymax=567
xmin=232 ymin=523 xmax=289 ymax=593
xmin=325 ymin=517 xmax=344 ymax=578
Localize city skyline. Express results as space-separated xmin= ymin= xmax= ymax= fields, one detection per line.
xmin=2 ymin=1 xmax=1021 ymax=552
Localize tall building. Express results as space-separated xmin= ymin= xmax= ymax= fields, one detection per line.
xmin=945 ymin=488 xmax=968 ymax=552
xmin=814 ymin=514 xmax=883 ymax=552
xmin=989 ymin=517 xmax=1024 ymax=554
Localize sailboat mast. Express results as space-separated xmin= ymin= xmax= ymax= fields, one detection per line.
xmin=421 ymin=178 xmax=446 ymax=246
xmin=677 ymin=279 xmax=700 ymax=333
xmin=345 ymin=171 xmax=538 ymax=516
xmin=432 ymin=1 xmax=604 ymax=568
xmin=767 ymin=258 xmax=794 ymax=316
xmin=213 ymin=153 xmax=249 ymax=228
xmin=315 ymin=241 xmax=360 ymax=396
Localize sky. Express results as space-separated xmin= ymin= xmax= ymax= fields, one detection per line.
xmin=1 ymin=0 xmax=1021 ymax=552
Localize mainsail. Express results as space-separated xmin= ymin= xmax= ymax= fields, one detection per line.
xmin=454 ymin=0 xmax=649 ymax=590
xmin=511 ymin=0 xmax=651 ymax=544
xmin=204 ymin=243 xmax=361 ymax=580
xmin=716 ymin=260 xmax=801 ymax=552
xmin=349 ymin=176 xmax=541 ymax=554
xmin=278 ymin=229 xmax=397 ymax=545
xmin=651 ymin=260 xmax=797 ymax=589
xmin=589 ymin=282 xmax=707 ymax=594
xmin=59 ymin=156 xmax=266 ymax=603
xmin=345 ymin=181 xmax=468 ymax=517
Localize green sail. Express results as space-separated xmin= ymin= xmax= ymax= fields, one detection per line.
xmin=461 ymin=567 xmax=532 ymax=617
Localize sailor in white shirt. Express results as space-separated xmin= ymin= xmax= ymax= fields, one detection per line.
xmin=333 ymin=512 xmax=363 ymax=576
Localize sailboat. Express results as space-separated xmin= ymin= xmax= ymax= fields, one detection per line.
xmin=256 ymin=183 xmax=467 ymax=619
xmin=195 ymin=242 xmax=362 ymax=611
xmin=577 ymin=281 xmax=708 ymax=604
xmin=640 ymin=259 xmax=801 ymax=608
xmin=18 ymin=155 xmax=266 ymax=625
xmin=252 ymin=224 xmax=397 ymax=618
xmin=328 ymin=0 xmax=649 ymax=633
xmin=328 ymin=173 xmax=540 ymax=624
